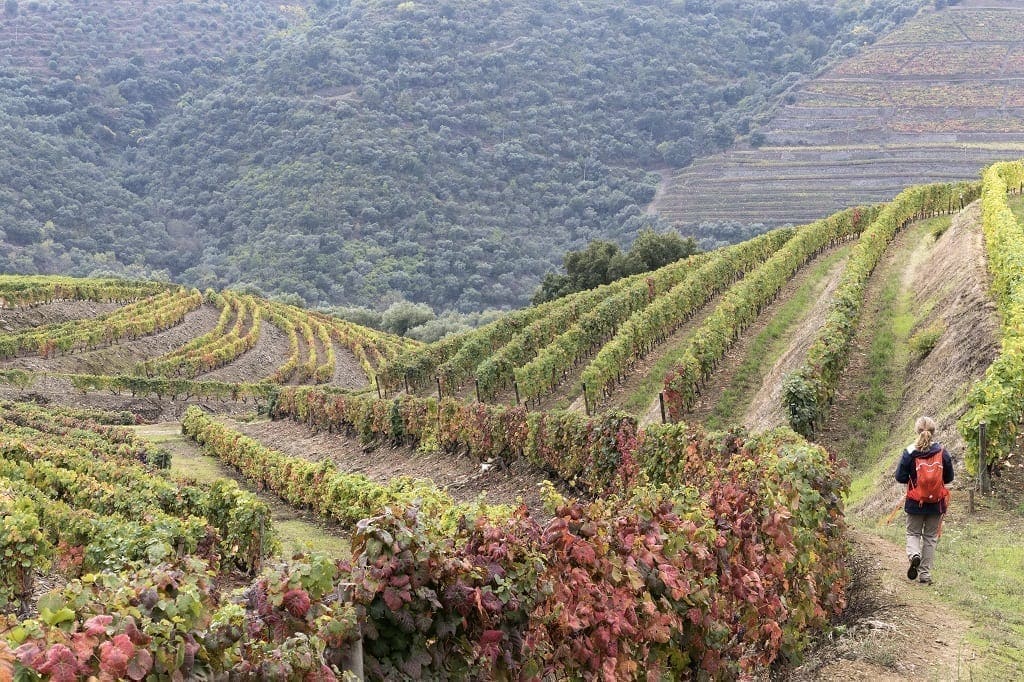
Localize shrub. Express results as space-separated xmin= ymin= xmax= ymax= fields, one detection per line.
xmin=908 ymin=323 xmax=944 ymax=359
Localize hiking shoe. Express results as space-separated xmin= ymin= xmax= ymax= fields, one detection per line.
xmin=907 ymin=554 xmax=921 ymax=580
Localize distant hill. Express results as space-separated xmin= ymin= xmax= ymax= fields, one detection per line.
xmin=0 ymin=0 xmax=925 ymax=311
xmin=0 ymin=0 xmax=311 ymax=271
xmin=657 ymin=1 xmax=1024 ymax=234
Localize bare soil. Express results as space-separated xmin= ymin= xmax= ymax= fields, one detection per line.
xmin=0 ymin=304 xmax=222 ymax=375
xmin=0 ymin=375 xmax=258 ymax=422
xmin=228 ymin=418 xmax=555 ymax=519
xmin=330 ymin=345 xmax=368 ymax=390
xmin=744 ymin=253 xmax=851 ymax=432
xmin=199 ymin=318 xmax=291 ymax=384
xmin=0 ymin=300 xmax=122 ymax=333
xmin=645 ymin=167 xmax=673 ymax=216
xmin=897 ymin=201 xmax=999 ymax=456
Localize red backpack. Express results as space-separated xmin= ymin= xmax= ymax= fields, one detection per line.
xmin=907 ymin=449 xmax=949 ymax=506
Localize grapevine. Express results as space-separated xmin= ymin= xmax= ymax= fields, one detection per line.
xmin=662 ymin=204 xmax=877 ymax=420
xmin=783 ymin=181 xmax=979 ymax=436
xmin=958 ymin=162 xmax=1024 ymax=470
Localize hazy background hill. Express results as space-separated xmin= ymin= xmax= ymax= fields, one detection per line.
xmin=659 ymin=0 xmax=1024 ymax=229
xmin=0 ymin=0 xmax=925 ymax=311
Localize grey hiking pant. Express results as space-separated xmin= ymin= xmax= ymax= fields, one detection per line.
xmin=906 ymin=513 xmax=942 ymax=577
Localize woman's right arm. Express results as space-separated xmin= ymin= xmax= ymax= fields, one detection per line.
xmin=894 ymin=450 xmax=912 ymax=484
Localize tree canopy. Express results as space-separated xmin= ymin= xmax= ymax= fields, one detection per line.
xmin=532 ymin=230 xmax=700 ymax=304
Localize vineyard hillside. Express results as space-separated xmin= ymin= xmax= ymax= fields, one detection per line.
xmin=2 ymin=164 xmax=1024 ymax=679
xmin=657 ymin=2 xmax=1024 ymax=232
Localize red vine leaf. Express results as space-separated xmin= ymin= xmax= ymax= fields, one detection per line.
xmin=126 ymin=648 xmax=154 ymax=681
xmin=98 ymin=634 xmax=134 ymax=679
xmin=83 ymin=614 xmax=113 ymax=636
xmin=37 ymin=644 xmax=81 ymax=682
xmin=0 ymin=642 xmax=16 ymax=682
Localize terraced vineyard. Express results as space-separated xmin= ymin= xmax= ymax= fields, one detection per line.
xmin=656 ymin=3 xmax=1024 ymax=230
xmin=3 ymin=164 xmax=1024 ymax=679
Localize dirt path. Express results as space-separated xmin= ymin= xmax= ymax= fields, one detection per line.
xmin=135 ymin=423 xmax=350 ymax=558
xmin=678 ymin=245 xmax=852 ymax=428
xmin=228 ymin=418 xmax=554 ymax=518
xmin=743 ymin=251 xmax=851 ymax=432
xmin=790 ymin=529 xmax=974 ymax=680
xmin=199 ymin=318 xmax=291 ymax=384
xmin=1 ymin=304 xmax=222 ymax=375
xmin=0 ymin=300 xmax=122 ymax=333
xmin=795 ymin=205 xmax=1000 ymax=677
xmin=645 ymin=168 xmax=673 ymax=215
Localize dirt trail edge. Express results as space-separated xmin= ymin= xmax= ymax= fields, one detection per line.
xmin=790 ymin=530 xmax=975 ymax=681
xmin=743 ymin=254 xmax=848 ymax=432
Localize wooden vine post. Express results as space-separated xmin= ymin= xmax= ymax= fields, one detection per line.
xmin=338 ymin=583 xmax=365 ymax=680
xmin=979 ymin=421 xmax=990 ymax=495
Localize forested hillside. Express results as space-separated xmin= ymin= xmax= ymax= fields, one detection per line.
xmin=0 ymin=0 xmax=926 ymax=311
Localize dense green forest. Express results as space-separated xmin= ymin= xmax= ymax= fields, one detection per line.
xmin=0 ymin=0 xmax=929 ymax=311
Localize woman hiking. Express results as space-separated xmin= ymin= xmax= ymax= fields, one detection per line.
xmin=895 ymin=416 xmax=954 ymax=585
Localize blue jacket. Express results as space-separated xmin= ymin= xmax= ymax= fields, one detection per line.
xmin=895 ymin=442 xmax=953 ymax=515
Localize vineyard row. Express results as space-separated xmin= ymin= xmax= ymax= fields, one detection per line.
xmin=246 ymin=387 xmax=850 ymax=678
xmin=661 ymin=204 xmax=880 ymax=420
xmin=782 ymin=180 xmax=980 ymax=437
xmin=957 ymin=162 xmax=1024 ymax=470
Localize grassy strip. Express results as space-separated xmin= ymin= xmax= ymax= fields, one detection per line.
xmin=619 ymin=336 xmax=698 ymax=417
xmin=873 ymin=515 xmax=1024 ymax=678
xmin=140 ymin=424 xmax=351 ymax=559
xmin=840 ymin=217 xmax=948 ymax=504
xmin=703 ymin=245 xmax=851 ymax=430
xmin=840 ymin=249 xmax=914 ymax=469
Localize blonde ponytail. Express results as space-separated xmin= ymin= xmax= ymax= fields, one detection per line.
xmin=914 ymin=416 xmax=937 ymax=451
